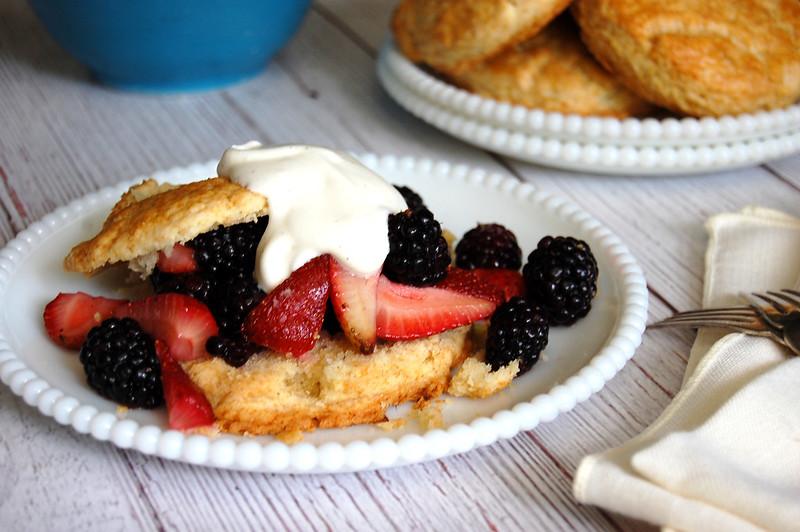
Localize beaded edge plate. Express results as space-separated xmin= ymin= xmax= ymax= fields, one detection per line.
xmin=381 ymin=40 xmax=800 ymax=146
xmin=378 ymin=43 xmax=800 ymax=175
xmin=0 ymin=155 xmax=647 ymax=473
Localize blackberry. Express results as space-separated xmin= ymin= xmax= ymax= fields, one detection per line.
xmin=207 ymin=336 xmax=261 ymax=368
xmin=523 ymin=236 xmax=598 ymax=325
xmin=485 ymin=297 xmax=548 ymax=374
xmin=455 ymin=223 xmax=522 ymax=270
xmin=190 ymin=216 xmax=268 ymax=277
xmin=150 ymin=267 xmax=214 ymax=303
xmin=394 ymin=185 xmax=426 ymax=212
xmin=79 ymin=318 xmax=163 ymax=408
xmin=208 ymin=275 xmax=265 ymax=337
xmin=384 ymin=207 xmax=450 ymax=286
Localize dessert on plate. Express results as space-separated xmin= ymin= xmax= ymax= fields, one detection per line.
xmin=43 ymin=142 xmax=599 ymax=436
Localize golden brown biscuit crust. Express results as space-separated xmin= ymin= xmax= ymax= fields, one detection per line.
xmin=184 ymin=328 xmax=470 ymax=435
xmin=573 ymin=0 xmax=800 ymax=116
xmin=392 ymin=0 xmax=573 ymax=75
xmin=64 ymin=177 xmax=269 ymax=274
xmin=450 ymin=16 xmax=655 ymax=117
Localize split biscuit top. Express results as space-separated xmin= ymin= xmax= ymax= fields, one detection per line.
xmin=450 ymin=16 xmax=655 ymax=118
xmin=392 ymin=0 xmax=572 ymax=76
xmin=572 ymin=0 xmax=800 ymax=117
xmin=64 ymin=177 xmax=269 ymax=275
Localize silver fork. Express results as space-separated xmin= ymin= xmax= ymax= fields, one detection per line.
xmin=650 ymin=288 xmax=800 ymax=356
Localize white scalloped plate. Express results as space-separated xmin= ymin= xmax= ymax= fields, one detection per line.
xmin=380 ymin=40 xmax=800 ymax=147
xmin=0 ymin=156 xmax=647 ymax=473
xmin=379 ymin=60 xmax=800 ymax=175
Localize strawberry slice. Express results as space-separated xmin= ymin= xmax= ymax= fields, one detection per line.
xmin=43 ymin=292 xmax=125 ymax=349
xmin=376 ymin=276 xmax=496 ymax=340
xmin=114 ymin=293 xmax=218 ymax=362
xmin=156 ymin=243 xmax=197 ymax=274
xmin=155 ymin=341 xmax=215 ymax=430
xmin=437 ymin=267 xmax=525 ymax=304
xmin=243 ymin=255 xmax=331 ymax=356
xmin=483 ymin=268 xmax=526 ymax=302
xmin=329 ymin=260 xmax=379 ymax=354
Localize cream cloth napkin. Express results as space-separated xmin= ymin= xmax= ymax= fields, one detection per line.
xmin=573 ymin=207 xmax=800 ymax=532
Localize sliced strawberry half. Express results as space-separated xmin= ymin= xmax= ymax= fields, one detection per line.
xmin=155 ymin=341 xmax=215 ymax=431
xmin=114 ymin=293 xmax=218 ymax=362
xmin=376 ymin=276 xmax=496 ymax=340
xmin=243 ymin=255 xmax=331 ymax=356
xmin=482 ymin=268 xmax=526 ymax=302
xmin=156 ymin=243 xmax=197 ymax=274
xmin=329 ymin=260 xmax=378 ymax=354
xmin=43 ymin=292 xmax=125 ymax=349
xmin=437 ymin=267 xmax=525 ymax=304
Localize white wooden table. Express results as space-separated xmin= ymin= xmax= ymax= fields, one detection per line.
xmin=1 ymin=1 xmax=798 ymax=530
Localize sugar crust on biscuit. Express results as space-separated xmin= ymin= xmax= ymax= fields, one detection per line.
xmin=392 ymin=0 xmax=572 ymax=75
xmin=450 ymin=16 xmax=655 ymax=117
xmin=572 ymin=0 xmax=800 ymax=116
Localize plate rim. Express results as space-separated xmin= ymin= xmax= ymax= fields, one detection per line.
xmin=381 ymin=39 xmax=800 ymax=147
xmin=377 ymin=58 xmax=800 ymax=176
xmin=0 ymin=155 xmax=648 ymax=473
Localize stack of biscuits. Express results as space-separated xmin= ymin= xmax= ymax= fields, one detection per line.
xmin=392 ymin=0 xmax=800 ymax=118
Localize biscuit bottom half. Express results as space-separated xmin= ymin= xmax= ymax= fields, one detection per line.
xmin=183 ymin=327 xmax=471 ymax=435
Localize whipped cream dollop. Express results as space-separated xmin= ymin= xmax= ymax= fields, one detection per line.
xmin=218 ymin=142 xmax=407 ymax=292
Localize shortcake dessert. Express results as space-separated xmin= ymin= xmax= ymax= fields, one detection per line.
xmin=43 ymin=143 xmax=599 ymax=435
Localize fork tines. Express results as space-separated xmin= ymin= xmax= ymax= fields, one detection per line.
xmin=650 ymin=306 xmax=767 ymax=332
xmin=651 ymin=289 xmax=800 ymax=333
xmin=749 ymin=289 xmax=800 ymax=311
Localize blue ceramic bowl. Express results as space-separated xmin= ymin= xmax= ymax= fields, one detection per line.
xmin=29 ymin=0 xmax=312 ymax=91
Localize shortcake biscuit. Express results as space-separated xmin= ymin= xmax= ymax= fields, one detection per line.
xmin=184 ymin=328 xmax=471 ymax=435
xmin=392 ymin=0 xmax=572 ymax=75
xmin=65 ymin=177 xmax=269 ymax=274
xmin=572 ymin=0 xmax=800 ymax=116
xmin=451 ymin=16 xmax=654 ymax=117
